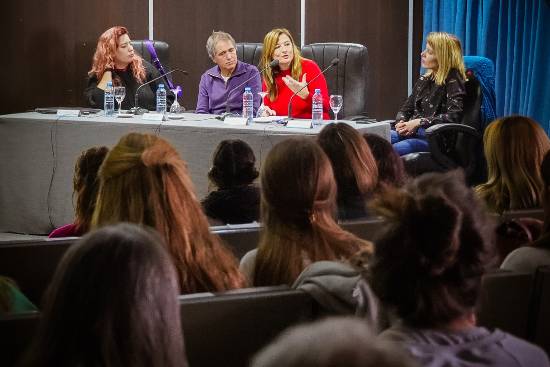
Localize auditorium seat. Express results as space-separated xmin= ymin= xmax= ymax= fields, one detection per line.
xmin=532 ymin=266 xmax=550 ymax=354
xmin=301 ymin=43 xmax=369 ymax=120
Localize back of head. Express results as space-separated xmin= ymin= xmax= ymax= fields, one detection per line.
xmin=23 ymin=223 xmax=186 ymax=367
xmin=251 ymin=317 xmax=416 ymax=367
xmin=368 ymin=170 xmax=495 ymax=328
xmin=477 ymin=115 xmax=550 ymax=212
xmin=73 ymin=146 xmax=109 ymax=234
xmin=208 ymin=139 xmax=259 ymax=189
xmin=255 ymin=138 xmax=368 ymax=285
xmin=363 ymin=133 xmax=407 ymax=188
xmin=317 ymin=123 xmax=378 ymax=206
xmin=92 ymin=132 xmax=244 ymax=293
xmin=425 ymin=32 xmax=466 ymax=85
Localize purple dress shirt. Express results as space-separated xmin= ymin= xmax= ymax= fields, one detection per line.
xmin=196 ymin=61 xmax=261 ymax=115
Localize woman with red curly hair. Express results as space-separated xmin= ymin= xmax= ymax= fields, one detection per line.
xmin=84 ymin=26 xmax=174 ymax=111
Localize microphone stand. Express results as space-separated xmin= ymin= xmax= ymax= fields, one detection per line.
xmin=130 ymin=68 xmax=189 ymax=115
xmin=287 ymin=58 xmax=339 ymax=120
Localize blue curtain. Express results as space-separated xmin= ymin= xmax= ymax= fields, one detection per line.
xmin=423 ymin=0 xmax=550 ymax=132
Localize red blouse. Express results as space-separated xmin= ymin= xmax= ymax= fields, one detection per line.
xmin=262 ymin=58 xmax=330 ymax=119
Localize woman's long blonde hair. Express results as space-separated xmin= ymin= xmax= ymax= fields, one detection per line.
xmin=476 ymin=115 xmax=550 ymax=213
xmin=253 ymin=138 xmax=372 ymax=286
xmin=260 ymin=28 xmax=303 ymax=102
xmin=425 ymin=32 xmax=466 ymax=85
xmin=91 ymin=133 xmax=246 ymax=293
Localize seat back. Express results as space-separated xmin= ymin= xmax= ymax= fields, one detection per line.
xmin=236 ymin=43 xmax=263 ymax=68
xmin=0 ymin=239 xmax=75 ymax=305
xmin=477 ymin=270 xmax=535 ymax=339
xmin=301 ymin=43 xmax=369 ymax=118
xmin=212 ymin=225 xmax=261 ymax=259
xmin=532 ymin=266 xmax=550 ymax=354
xmin=130 ymin=40 xmax=170 ymax=70
xmin=0 ymin=312 xmax=40 ymax=367
xmin=180 ymin=288 xmax=317 ymax=367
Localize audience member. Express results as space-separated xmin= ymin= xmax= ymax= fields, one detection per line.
xmin=317 ymin=123 xmax=378 ymax=220
xmin=476 ymin=115 xmax=550 ymax=213
xmin=259 ymin=28 xmax=330 ymax=119
xmin=91 ymin=133 xmax=246 ymax=293
xmin=363 ymin=133 xmax=407 ymax=188
xmin=84 ymin=26 xmax=174 ymax=111
xmin=501 ymin=149 xmax=550 ymax=272
xmin=240 ymin=138 xmax=372 ymax=286
xmin=392 ymin=32 xmax=466 ymax=156
xmin=196 ymin=31 xmax=261 ymax=115
xmin=201 ymin=139 xmax=260 ymax=224
xmin=49 ymin=146 xmax=109 ymax=238
xmin=0 ymin=276 xmax=36 ymax=315
xmin=367 ymin=170 xmax=549 ymax=366
xmin=21 ymin=223 xmax=188 ymax=367
xmin=251 ymin=317 xmax=416 ymax=367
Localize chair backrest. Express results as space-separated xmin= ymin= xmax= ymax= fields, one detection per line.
xmin=532 ymin=266 xmax=550 ymax=354
xmin=0 ymin=312 xmax=40 ymax=367
xmin=180 ymin=288 xmax=317 ymax=367
xmin=464 ymin=56 xmax=497 ymax=131
xmin=477 ymin=269 xmax=535 ymax=339
xmin=130 ymin=40 xmax=170 ymax=71
xmin=236 ymin=43 xmax=263 ymax=68
xmin=212 ymin=225 xmax=261 ymax=259
xmin=0 ymin=239 xmax=75 ymax=305
xmin=462 ymin=71 xmax=483 ymax=131
xmin=301 ymin=43 xmax=369 ymax=118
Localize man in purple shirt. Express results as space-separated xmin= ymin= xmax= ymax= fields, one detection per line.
xmin=196 ymin=31 xmax=261 ymax=115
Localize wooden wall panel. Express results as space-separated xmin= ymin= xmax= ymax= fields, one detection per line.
xmin=0 ymin=1 xmax=148 ymax=114
xmin=154 ymin=0 xmax=300 ymax=110
xmin=305 ymin=0 xmax=423 ymax=120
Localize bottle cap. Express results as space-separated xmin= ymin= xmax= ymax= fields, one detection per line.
xmin=315 ymin=88 xmax=321 ymax=93
xmin=245 ymin=87 xmax=251 ymax=91
xmin=159 ymin=84 xmax=164 ymax=88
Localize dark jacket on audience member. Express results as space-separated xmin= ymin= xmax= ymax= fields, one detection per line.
xmin=84 ymin=60 xmax=174 ymax=111
xmin=201 ymin=185 xmax=260 ymax=224
xmin=395 ymin=68 xmax=466 ymax=128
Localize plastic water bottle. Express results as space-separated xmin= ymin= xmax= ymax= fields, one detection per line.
xmin=312 ymin=89 xmax=323 ymax=126
xmin=104 ymin=81 xmax=115 ymax=116
xmin=156 ymin=83 xmax=167 ymax=114
xmin=242 ymin=87 xmax=254 ymax=124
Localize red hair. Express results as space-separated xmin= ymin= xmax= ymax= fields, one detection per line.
xmin=89 ymin=26 xmax=146 ymax=83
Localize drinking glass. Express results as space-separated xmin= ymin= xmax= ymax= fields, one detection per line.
xmin=114 ymin=86 xmax=126 ymax=115
xmin=169 ymin=88 xmax=185 ymax=114
xmin=329 ymin=95 xmax=343 ymax=122
xmin=256 ymin=91 xmax=268 ymax=118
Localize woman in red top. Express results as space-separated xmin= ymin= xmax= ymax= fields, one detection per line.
xmin=259 ymin=28 xmax=330 ymax=119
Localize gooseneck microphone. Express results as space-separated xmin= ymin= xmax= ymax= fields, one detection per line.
xmin=131 ymin=68 xmax=189 ymax=115
xmin=218 ymin=59 xmax=279 ymax=121
xmin=287 ymin=58 xmax=339 ymax=120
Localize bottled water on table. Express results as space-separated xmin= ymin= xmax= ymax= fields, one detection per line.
xmin=242 ymin=87 xmax=254 ymax=124
xmin=312 ymin=88 xmax=323 ymax=126
xmin=104 ymin=81 xmax=115 ymax=116
xmin=156 ymin=83 xmax=167 ymax=114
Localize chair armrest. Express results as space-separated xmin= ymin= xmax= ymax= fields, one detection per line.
xmin=425 ymin=123 xmax=481 ymax=138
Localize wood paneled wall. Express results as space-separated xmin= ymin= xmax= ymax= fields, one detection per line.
xmin=1 ymin=0 xmax=422 ymax=120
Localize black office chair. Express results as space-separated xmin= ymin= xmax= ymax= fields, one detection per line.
xmin=301 ymin=43 xmax=369 ymax=120
xmin=402 ymin=70 xmax=485 ymax=185
xmin=130 ymin=40 xmax=170 ymax=71
xmin=236 ymin=43 xmax=263 ymax=68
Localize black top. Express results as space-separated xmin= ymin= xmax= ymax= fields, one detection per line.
xmin=84 ymin=60 xmax=174 ymax=111
xmin=201 ymin=185 xmax=260 ymax=224
xmin=396 ymin=68 xmax=466 ymax=128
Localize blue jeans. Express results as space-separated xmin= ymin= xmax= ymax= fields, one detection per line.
xmin=391 ymin=128 xmax=429 ymax=156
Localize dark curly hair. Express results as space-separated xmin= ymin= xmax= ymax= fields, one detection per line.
xmin=367 ymin=170 xmax=495 ymax=328
xmin=363 ymin=133 xmax=407 ymax=189
xmin=73 ymin=146 xmax=109 ymax=234
xmin=208 ymin=139 xmax=259 ymax=189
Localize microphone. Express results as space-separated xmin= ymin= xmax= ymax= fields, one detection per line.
xmin=131 ymin=68 xmax=189 ymax=115
xmin=287 ymin=58 xmax=339 ymax=120
xmin=218 ymin=59 xmax=279 ymax=121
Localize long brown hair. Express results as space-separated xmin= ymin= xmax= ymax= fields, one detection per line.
xmin=254 ymin=138 xmax=372 ymax=286
xmin=73 ymin=146 xmax=109 ymax=234
xmin=476 ymin=115 xmax=550 ymax=213
xmin=317 ymin=123 xmax=378 ymax=214
xmin=21 ymin=223 xmax=187 ymax=367
xmin=91 ymin=133 xmax=246 ymax=293
xmin=260 ymin=28 xmax=303 ymax=102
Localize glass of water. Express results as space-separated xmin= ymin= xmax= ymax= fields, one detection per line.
xmin=329 ymin=95 xmax=343 ymax=121
xmin=114 ymin=86 xmax=126 ymax=115
xmin=256 ymin=91 xmax=268 ymax=118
